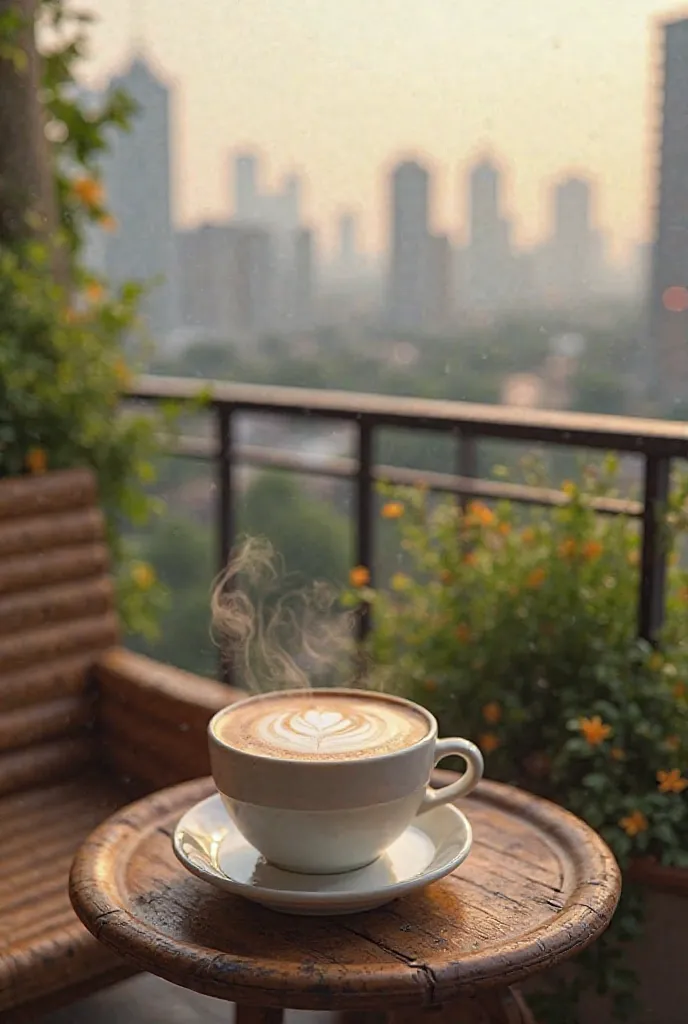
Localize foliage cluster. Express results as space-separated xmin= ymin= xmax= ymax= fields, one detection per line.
xmin=351 ymin=458 xmax=688 ymax=1020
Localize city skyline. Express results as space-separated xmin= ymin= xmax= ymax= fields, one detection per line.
xmin=81 ymin=0 xmax=684 ymax=259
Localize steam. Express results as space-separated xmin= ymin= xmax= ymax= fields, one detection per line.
xmin=210 ymin=536 xmax=361 ymax=692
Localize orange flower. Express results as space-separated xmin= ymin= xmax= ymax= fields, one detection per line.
xmin=381 ymin=501 xmax=404 ymax=520
xmin=467 ymin=501 xmax=495 ymax=527
xmin=423 ymin=679 xmax=438 ymax=693
xmin=131 ymin=561 xmax=155 ymax=590
xmin=455 ymin=624 xmax=471 ymax=643
xmin=665 ymin=735 xmax=681 ymax=752
xmin=526 ymin=567 xmax=546 ymax=589
xmin=73 ymin=176 xmax=104 ymax=207
xmin=578 ymin=715 xmax=613 ymax=746
xmin=440 ymin=569 xmax=455 ymax=585
xmin=610 ymin=747 xmax=625 ymax=762
xmin=463 ymin=551 xmax=477 ymax=567
xmin=619 ymin=810 xmax=648 ymax=837
xmin=673 ymin=681 xmax=686 ymax=700
xmin=657 ymin=769 xmax=688 ymax=794
xmin=85 ymin=280 xmax=105 ymax=304
xmin=521 ymin=527 xmax=536 ymax=545
xmin=558 ymin=538 xmax=577 ymax=559
xmin=678 ymin=586 xmax=688 ymax=602
xmin=349 ymin=565 xmax=370 ymax=588
xmin=25 ymin=447 xmax=47 ymax=474
xmin=498 ymin=521 xmax=511 ymax=536
xmin=582 ymin=540 xmax=603 ymax=561
xmin=479 ymin=732 xmax=500 ymax=754
xmin=482 ymin=701 xmax=502 ymax=724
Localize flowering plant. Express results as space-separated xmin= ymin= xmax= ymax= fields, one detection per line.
xmin=0 ymin=1 xmax=167 ymax=637
xmin=349 ymin=457 xmax=688 ymax=1021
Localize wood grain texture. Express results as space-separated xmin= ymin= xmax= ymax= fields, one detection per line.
xmin=0 ymin=468 xmax=97 ymax=520
xmin=0 ymin=776 xmax=131 ymax=1014
xmin=96 ymin=648 xmax=242 ymax=791
xmin=0 ymin=614 xmax=119 ymax=677
xmin=0 ymin=577 xmax=115 ymax=637
xmin=70 ymin=776 xmax=621 ymax=1014
xmin=96 ymin=647 xmax=241 ymax=730
xmin=0 ymin=543 xmax=111 ymax=597
xmin=0 ymin=694 xmax=95 ymax=753
xmin=0 ymin=737 xmax=95 ymax=797
xmin=0 ymin=651 xmax=102 ymax=713
xmin=0 ymin=506 xmax=105 ymax=558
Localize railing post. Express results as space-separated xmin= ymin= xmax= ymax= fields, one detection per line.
xmin=355 ymin=417 xmax=373 ymax=641
xmin=217 ymin=404 xmax=234 ymax=683
xmin=638 ymin=454 xmax=671 ymax=644
xmin=456 ymin=429 xmax=478 ymax=511
xmin=217 ymin=405 xmax=233 ymax=572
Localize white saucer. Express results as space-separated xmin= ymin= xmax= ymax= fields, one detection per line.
xmin=173 ymin=793 xmax=472 ymax=916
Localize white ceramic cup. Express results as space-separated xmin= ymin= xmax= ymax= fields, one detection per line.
xmin=208 ymin=688 xmax=484 ymax=874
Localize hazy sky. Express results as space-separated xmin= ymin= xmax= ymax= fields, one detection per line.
xmin=81 ymin=0 xmax=684 ymax=258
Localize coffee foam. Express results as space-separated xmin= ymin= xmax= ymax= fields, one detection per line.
xmin=216 ymin=692 xmax=429 ymax=760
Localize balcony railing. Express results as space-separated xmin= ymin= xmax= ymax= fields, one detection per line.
xmin=130 ymin=374 xmax=688 ymax=644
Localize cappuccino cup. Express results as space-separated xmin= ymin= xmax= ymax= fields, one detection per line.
xmin=208 ymin=688 xmax=484 ymax=874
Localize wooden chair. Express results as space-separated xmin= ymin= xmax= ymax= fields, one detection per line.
xmin=0 ymin=468 xmax=239 ymax=1022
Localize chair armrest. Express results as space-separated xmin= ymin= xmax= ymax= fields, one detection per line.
xmin=94 ymin=647 xmax=244 ymax=792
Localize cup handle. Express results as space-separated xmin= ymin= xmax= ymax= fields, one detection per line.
xmin=418 ymin=737 xmax=484 ymax=814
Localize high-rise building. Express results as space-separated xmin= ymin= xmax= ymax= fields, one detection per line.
xmin=386 ymin=159 xmax=431 ymax=332
xmin=548 ymin=176 xmax=595 ymax=305
xmin=101 ymin=54 xmax=174 ymax=340
xmin=426 ymin=234 xmax=453 ymax=331
xmin=231 ymin=151 xmax=301 ymax=234
xmin=176 ymin=222 xmax=274 ymax=341
xmin=283 ymin=228 xmax=315 ymax=331
xmin=234 ymin=153 xmax=259 ymax=221
xmin=338 ymin=212 xmax=357 ymax=272
xmin=466 ymin=157 xmax=513 ymax=313
xmin=649 ymin=17 xmax=688 ymax=395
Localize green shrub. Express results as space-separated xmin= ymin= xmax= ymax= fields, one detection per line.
xmin=350 ymin=458 xmax=688 ymax=1020
xmin=0 ymin=1 xmax=167 ymax=637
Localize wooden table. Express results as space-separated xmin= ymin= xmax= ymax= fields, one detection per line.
xmin=69 ymin=775 xmax=620 ymax=1023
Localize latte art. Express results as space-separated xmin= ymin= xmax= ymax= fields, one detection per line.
xmin=216 ymin=692 xmax=429 ymax=760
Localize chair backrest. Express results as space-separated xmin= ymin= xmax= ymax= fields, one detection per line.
xmin=0 ymin=468 xmax=119 ymax=797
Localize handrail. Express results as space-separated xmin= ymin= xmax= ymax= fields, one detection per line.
xmin=129 ymin=374 xmax=685 ymax=646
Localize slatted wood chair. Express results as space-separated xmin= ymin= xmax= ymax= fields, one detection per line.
xmin=0 ymin=468 xmax=239 ymax=1022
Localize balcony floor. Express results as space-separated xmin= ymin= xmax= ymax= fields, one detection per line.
xmin=43 ymin=974 xmax=335 ymax=1023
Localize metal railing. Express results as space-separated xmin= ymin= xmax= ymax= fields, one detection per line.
xmin=130 ymin=374 xmax=688 ymax=644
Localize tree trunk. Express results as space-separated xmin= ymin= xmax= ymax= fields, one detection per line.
xmin=0 ymin=0 xmax=60 ymax=254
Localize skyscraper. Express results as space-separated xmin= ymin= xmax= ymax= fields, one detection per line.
xmin=426 ymin=233 xmax=453 ymax=332
xmin=176 ymin=222 xmax=275 ymax=341
xmin=234 ymin=153 xmax=259 ymax=221
xmin=231 ymin=152 xmax=301 ymax=233
xmin=387 ymin=159 xmax=431 ymax=332
xmin=338 ymin=212 xmax=357 ymax=271
xmin=466 ymin=157 xmax=513 ymax=313
xmin=548 ymin=176 xmax=594 ymax=306
xmin=101 ymin=54 xmax=174 ymax=340
xmin=649 ymin=17 xmax=688 ymax=395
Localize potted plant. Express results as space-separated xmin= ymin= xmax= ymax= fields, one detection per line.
xmin=349 ymin=460 xmax=688 ymax=1023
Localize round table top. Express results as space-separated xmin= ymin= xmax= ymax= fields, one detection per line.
xmin=70 ymin=775 xmax=620 ymax=1013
